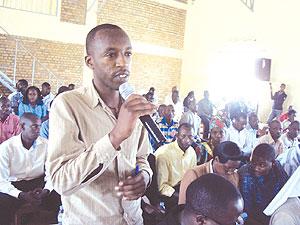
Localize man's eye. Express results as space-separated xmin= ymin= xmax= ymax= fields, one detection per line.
xmin=125 ymin=52 xmax=132 ymax=57
xmin=105 ymin=52 xmax=116 ymax=58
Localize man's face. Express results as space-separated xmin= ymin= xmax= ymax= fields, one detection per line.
xmin=188 ymin=99 xmax=197 ymax=112
xmin=269 ymin=121 xmax=282 ymax=141
xmin=41 ymin=85 xmax=50 ymax=97
xmin=249 ymin=115 xmax=259 ymax=130
xmin=177 ymin=127 xmax=193 ymax=151
xmin=22 ymin=117 xmax=41 ymax=141
xmin=210 ymin=127 xmax=224 ymax=144
xmin=85 ymin=29 xmax=132 ymax=91
xmin=158 ymin=105 xmax=166 ymax=117
xmin=216 ymin=158 xmax=241 ymax=175
xmin=250 ymin=155 xmax=273 ymax=177
xmin=233 ymin=117 xmax=247 ymax=132
xmin=288 ymin=123 xmax=300 ymax=139
xmin=0 ymin=100 xmax=11 ymax=118
xmin=17 ymin=82 xmax=28 ymax=93
xmin=27 ymin=89 xmax=38 ymax=103
xmin=288 ymin=113 xmax=296 ymax=122
xmin=165 ymin=105 xmax=175 ymax=121
xmin=280 ymin=84 xmax=286 ymax=91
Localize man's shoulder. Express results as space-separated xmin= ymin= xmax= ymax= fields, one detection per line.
xmin=0 ymin=135 xmax=20 ymax=151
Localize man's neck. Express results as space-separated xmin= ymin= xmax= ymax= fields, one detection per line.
xmin=93 ymin=81 xmax=120 ymax=108
xmin=21 ymin=133 xmax=35 ymax=150
xmin=287 ymin=132 xmax=295 ymax=141
xmin=0 ymin=114 xmax=9 ymax=122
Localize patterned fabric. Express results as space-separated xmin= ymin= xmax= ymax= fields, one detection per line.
xmin=8 ymin=92 xmax=23 ymax=115
xmin=193 ymin=142 xmax=213 ymax=164
xmin=238 ymin=161 xmax=288 ymax=225
xmin=209 ymin=115 xmax=226 ymax=130
xmin=0 ymin=114 xmax=21 ymax=144
xmin=150 ymin=117 xmax=179 ymax=151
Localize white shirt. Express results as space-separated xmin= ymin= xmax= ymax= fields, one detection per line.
xmin=0 ymin=134 xmax=52 ymax=198
xmin=225 ymin=126 xmax=250 ymax=155
xmin=173 ymin=101 xmax=184 ymax=122
xmin=281 ymin=133 xmax=299 ymax=150
xmin=42 ymin=92 xmax=55 ymax=111
xmin=277 ymin=142 xmax=300 ymax=177
xmin=245 ymin=124 xmax=259 ymax=152
xmin=180 ymin=110 xmax=201 ymax=137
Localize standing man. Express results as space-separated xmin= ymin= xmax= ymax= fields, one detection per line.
xmin=267 ymin=83 xmax=287 ymax=123
xmin=47 ymin=24 xmax=154 ymax=225
xmin=197 ymin=90 xmax=213 ymax=139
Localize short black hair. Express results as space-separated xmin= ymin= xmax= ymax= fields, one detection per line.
xmin=0 ymin=96 xmax=9 ymax=104
xmin=248 ymin=112 xmax=258 ymax=119
xmin=289 ymin=120 xmax=300 ymax=127
xmin=252 ymin=143 xmax=275 ymax=162
xmin=214 ymin=141 xmax=243 ymax=163
xmin=185 ymin=173 xmax=242 ymax=219
xmin=288 ymin=109 xmax=297 ymax=116
xmin=178 ymin=123 xmax=193 ymax=132
xmin=17 ymin=79 xmax=28 ymax=86
xmin=22 ymin=86 xmax=43 ymax=105
xmin=86 ymin=23 xmax=123 ymax=55
xmin=42 ymin=82 xmax=51 ymax=88
xmin=232 ymin=111 xmax=247 ymax=121
xmin=20 ymin=112 xmax=39 ymax=124
xmin=57 ymin=86 xmax=70 ymax=95
xmin=269 ymin=119 xmax=281 ymax=127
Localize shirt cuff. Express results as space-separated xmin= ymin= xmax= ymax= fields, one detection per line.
xmin=10 ymin=189 xmax=22 ymax=199
xmin=94 ymin=134 xmax=120 ymax=164
xmin=161 ymin=185 xmax=175 ymax=197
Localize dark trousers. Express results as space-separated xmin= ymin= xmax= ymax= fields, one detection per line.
xmin=0 ymin=176 xmax=61 ymax=225
xmin=161 ymin=184 xmax=180 ymax=213
xmin=200 ymin=115 xmax=210 ymax=139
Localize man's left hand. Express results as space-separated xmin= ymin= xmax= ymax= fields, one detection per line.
xmin=116 ymin=171 xmax=149 ymax=200
xmin=32 ymin=188 xmax=50 ymax=200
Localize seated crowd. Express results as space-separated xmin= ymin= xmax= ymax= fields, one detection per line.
xmin=0 ymin=80 xmax=299 ymax=225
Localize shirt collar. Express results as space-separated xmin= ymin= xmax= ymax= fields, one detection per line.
xmin=85 ymin=81 xmax=107 ymax=109
xmin=17 ymin=133 xmax=44 ymax=150
xmin=209 ymin=159 xmax=214 ymax=173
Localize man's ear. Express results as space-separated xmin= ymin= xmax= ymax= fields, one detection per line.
xmin=195 ymin=215 xmax=206 ymax=225
xmin=85 ymin=55 xmax=94 ymax=70
xmin=19 ymin=122 xmax=25 ymax=131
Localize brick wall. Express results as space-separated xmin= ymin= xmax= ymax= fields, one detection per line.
xmin=97 ymin=0 xmax=186 ymax=102
xmin=131 ymin=53 xmax=182 ymax=103
xmin=0 ymin=34 xmax=84 ymax=96
xmin=98 ymin=0 xmax=186 ymax=50
xmin=60 ymin=0 xmax=87 ymax=25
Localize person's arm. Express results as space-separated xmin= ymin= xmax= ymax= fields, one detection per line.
xmin=47 ymin=94 xmax=155 ymax=196
xmin=156 ymin=155 xmax=174 ymax=197
xmin=239 ymin=175 xmax=255 ymax=220
xmin=18 ymin=102 xmax=25 ymax=117
xmin=0 ymin=144 xmax=22 ymax=198
xmin=178 ymin=169 xmax=198 ymax=204
xmin=270 ymin=83 xmax=275 ymax=100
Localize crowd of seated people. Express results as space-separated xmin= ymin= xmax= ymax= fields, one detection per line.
xmin=0 ymin=79 xmax=299 ymax=225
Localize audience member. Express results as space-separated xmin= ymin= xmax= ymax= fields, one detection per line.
xmin=18 ymin=86 xmax=48 ymax=121
xmin=68 ymin=83 xmax=75 ymax=90
xmin=278 ymin=105 xmax=293 ymax=122
xmin=281 ymin=120 xmax=299 ymax=150
xmin=0 ymin=113 xmax=60 ymax=225
xmin=282 ymin=109 xmax=296 ymax=131
xmin=197 ymin=90 xmax=213 ymax=139
xmin=258 ymin=120 xmax=284 ymax=157
xmin=179 ymin=141 xmax=242 ymax=204
xmin=158 ymin=174 xmax=244 ymax=225
xmin=155 ymin=123 xmax=197 ymax=211
xmin=8 ymin=79 xmax=28 ymax=115
xmin=41 ymin=82 xmax=55 ymax=111
xmin=238 ymin=143 xmax=288 ymax=225
xmin=194 ymin=116 xmax=225 ymax=164
xmin=47 ymin=24 xmax=154 ymax=224
xmin=0 ymin=96 xmax=20 ymax=144
xmin=153 ymin=104 xmax=167 ymax=123
xmin=151 ymin=105 xmax=179 ymax=150
xmin=170 ymin=90 xmax=184 ymax=122
xmin=267 ymin=83 xmax=287 ymax=123
xmin=180 ymin=97 xmax=201 ymax=139
xmin=183 ymin=91 xmax=195 ymax=112
xmin=225 ymin=112 xmax=251 ymax=157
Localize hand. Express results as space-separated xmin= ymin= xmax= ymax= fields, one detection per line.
xmin=115 ymin=171 xmax=149 ymax=201
xmin=18 ymin=191 xmax=42 ymax=205
xmin=110 ymin=94 xmax=156 ymax=149
xmin=257 ymin=127 xmax=268 ymax=137
xmin=32 ymin=188 xmax=50 ymax=200
xmin=236 ymin=216 xmax=245 ymax=225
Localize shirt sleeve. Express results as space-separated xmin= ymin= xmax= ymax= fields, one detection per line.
xmin=0 ymin=144 xmax=22 ymax=198
xmin=156 ymin=155 xmax=174 ymax=197
xmin=239 ymin=175 xmax=255 ymax=216
xmin=136 ymin=127 xmax=153 ymax=186
xmin=47 ymin=96 xmax=120 ymax=196
xmin=178 ymin=169 xmax=198 ymax=204
xmin=18 ymin=103 xmax=25 ymax=117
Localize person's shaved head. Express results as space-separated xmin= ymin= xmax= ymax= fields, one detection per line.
xmin=20 ymin=112 xmax=39 ymax=125
xmin=252 ymin=143 xmax=276 ymax=162
xmin=0 ymin=96 xmax=9 ymax=104
xmin=86 ymin=24 xmax=125 ymax=55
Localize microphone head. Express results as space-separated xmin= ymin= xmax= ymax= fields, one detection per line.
xmin=119 ymin=82 xmax=134 ymax=100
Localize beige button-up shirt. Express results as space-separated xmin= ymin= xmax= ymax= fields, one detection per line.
xmin=258 ymin=133 xmax=284 ymax=157
xmin=47 ymin=82 xmax=152 ymax=225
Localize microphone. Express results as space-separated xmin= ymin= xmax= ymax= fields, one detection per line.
xmin=119 ymin=83 xmax=166 ymax=148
